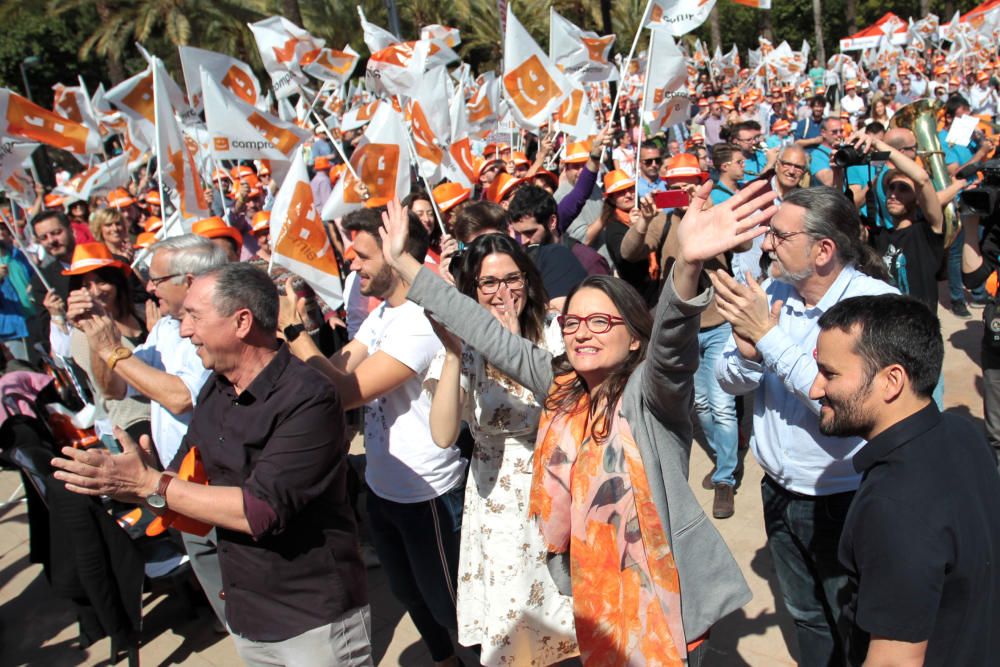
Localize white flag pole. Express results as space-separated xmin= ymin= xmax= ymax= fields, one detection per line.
xmin=0 ymin=212 xmax=52 ymax=291
xmin=395 ymin=97 xmax=448 ymax=237
xmin=636 ymin=27 xmax=654 ymax=200
xmin=608 ymin=0 xmax=655 ymax=129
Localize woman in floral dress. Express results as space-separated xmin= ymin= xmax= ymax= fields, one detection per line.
xmin=423 ymin=233 xmax=578 ymax=666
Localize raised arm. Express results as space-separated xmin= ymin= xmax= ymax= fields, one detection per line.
xmin=643 ymin=180 xmax=776 ymax=426
xmin=381 ymin=200 xmax=556 ymax=400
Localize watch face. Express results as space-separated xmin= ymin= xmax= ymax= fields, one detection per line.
xmin=146 ymin=493 xmax=166 ymax=509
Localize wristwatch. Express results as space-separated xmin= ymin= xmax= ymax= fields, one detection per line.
xmin=106 ymin=346 xmax=133 ymax=371
xmin=283 ymin=322 xmax=306 ymax=342
xmin=146 ymin=473 xmax=174 ymax=510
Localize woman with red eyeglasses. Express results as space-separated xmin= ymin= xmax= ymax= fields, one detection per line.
xmin=380 ymin=180 xmax=776 ymax=665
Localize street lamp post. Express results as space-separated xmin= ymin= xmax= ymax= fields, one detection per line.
xmin=19 ymin=56 xmax=40 ymax=102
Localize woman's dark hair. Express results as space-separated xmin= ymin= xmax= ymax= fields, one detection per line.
xmin=546 ymin=275 xmax=653 ymax=444
xmin=451 ymin=201 xmax=509 ymax=244
xmin=455 ymin=233 xmax=548 ymax=344
xmin=402 ymin=190 xmax=442 ymax=249
xmin=68 ymin=266 xmax=134 ymax=321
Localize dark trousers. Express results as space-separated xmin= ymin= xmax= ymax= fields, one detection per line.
xmin=762 ymin=476 xmax=861 ymax=667
xmin=366 ymin=484 xmax=463 ymax=662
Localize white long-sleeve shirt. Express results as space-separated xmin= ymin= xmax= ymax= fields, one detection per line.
xmin=715 ymin=265 xmax=896 ymax=495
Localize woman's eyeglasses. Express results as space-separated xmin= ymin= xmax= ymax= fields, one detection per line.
xmin=558 ymin=313 xmax=627 ymax=335
xmin=476 ymin=273 xmax=525 ymax=294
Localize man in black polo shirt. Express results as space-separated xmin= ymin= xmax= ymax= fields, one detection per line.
xmin=809 ymin=294 xmax=1000 ymax=666
xmin=53 ymin=262 xmax=371 ymax=665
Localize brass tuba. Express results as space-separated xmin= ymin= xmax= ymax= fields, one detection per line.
xmin=890 ymin=100 xmax=960 ymax=246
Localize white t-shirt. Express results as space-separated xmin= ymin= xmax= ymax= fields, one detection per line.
xmin=355 ymin=300 xmax=466 ymax=503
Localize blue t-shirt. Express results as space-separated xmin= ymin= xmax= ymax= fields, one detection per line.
xmin=741 ymin=149 xmax=768 ymax=184
xmin=810 ymin=145 xmax=832 ymax=181
xmin=794 ymin=117 xmax=823 ymax=146
xmin=710 ymin=183 xmax=736 ymax=206
xmin=637 ymin=176 xmax=668 ymax=204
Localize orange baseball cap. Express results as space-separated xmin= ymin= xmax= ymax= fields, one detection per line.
xmin=314 ymin=156 xmax=332 ymax=171
xmin=509 ymin=151 xmax=530 ymax=167
xmin=193 ymin=216 xmax=243 ymax=253
xmin=44 ymin=193 xmax=65 ymax=208
xmin=532 ymin=169 xmax=559 ymax=191
xmin=143 ymin=216 xmax=163 ymax=233
xmin=562 ymin=141 xmax=592 ymax=164
xmin=62 ymin=242 xmax=131 ymax=276
xmin=134 ymin=231 xmax=158 ymax=249
xmin=474 ymin=156 xmax=504 ymax=180
xmin=143 ymin=191 xmax=162 ymax=207
xmin=107 ymin=188 xmax=135 ymax=209
xmin=771 ymin=119 xmax=791 ymax=133
xmin=487 ymin=172 xmax=523 ymax=203
xmin=251 ymin=211 xmax=271 ymax=234
xmin=432 ymin=182 xmax=471 ymax=214
xmin=603 ymin=170 xmax=635 ymax=196
xmin=230 ymin=165 xmax=256 ymax=181
xmin=662 ymin=154 xmax=709 ymax=183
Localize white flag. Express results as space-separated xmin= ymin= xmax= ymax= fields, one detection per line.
xmin=179 ymin=46 xmax=262 ymax=112
xmin=202 ymin=72 xmax=309 ymax=161
xmin=248 ymin=16 xmax=325 ymax=99
xmin=302 ymin=46 xmax=360 ymax=85
xmin=555 ymin=84 xmax=599 ymax=139
xmin=0 ymin=140 xmax=39 ymax=207
xmin=52 ymin=154 xmax=130 ymax=203
xmin=643 ymin=29 xmax=690 ymax=136
xmin=341 ymin=100 xmax=381 ymax=132
xmin=321 ymin=102 xmax=410 ymax=221
xmin=645 ymin=0 xmax=717 ymax=37
xmin=406 ymin=67 xmax=451 ymax=182
xmin=0 ymin=89 xmax=102 ymax=155
xmin=549 ymin=8 xmax=619 ymax=83
xmin=467 ymin=72 xmax=501 ymax=136
xmin=152 ymin=57 xmax=210 ymax=228
xmin=270 ymin=146 xmax=344 ymax=309
xmin=420 ymin=24 xmax=461 ymax=48
xmin=502 ymin=6 xmax=570 ymax=131
xmin=358 ymin=6 xmax=399 ymax=53
xmin=444 ymin=83 xmax=476 ymax=188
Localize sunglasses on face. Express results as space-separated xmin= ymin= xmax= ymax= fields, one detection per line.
xmin=641 ymin=157 xmax=662 ymax=166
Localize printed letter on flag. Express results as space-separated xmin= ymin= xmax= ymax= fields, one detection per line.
xmin=152 ymin=58 xmax=210 ymax=227
xmin=202 ymin=72 xmax=309 ymax=161
xmin=179 ymin=46 xmax=262 ymax=112
xmin=643 ymin=29 xmax=691 ymax=136
xmin=645 ymin=0 xmax=716 ymax=37
xmin=321 ymin=103 xmax=410 ymax=221
xmin=270 ymin=146 xmax=344 ymax=309
xmin=502 ymin=6 xmax=569 ymax=131
xmin=549 ymin=9 xmax=618 ymax=82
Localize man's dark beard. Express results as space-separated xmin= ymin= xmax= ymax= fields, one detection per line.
xmin=817 ymin=389 xmax=874 ymax=438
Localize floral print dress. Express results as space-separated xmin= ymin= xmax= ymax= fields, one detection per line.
xmin=426 ymin=343 xmax=578 ymax=666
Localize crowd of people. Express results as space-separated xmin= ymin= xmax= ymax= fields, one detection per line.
xmin=2 ymin=26 xmax=1000 ymax=667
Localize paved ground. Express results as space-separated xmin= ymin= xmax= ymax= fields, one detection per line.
xmin=0 ymin=299 xmax=984 ymax=666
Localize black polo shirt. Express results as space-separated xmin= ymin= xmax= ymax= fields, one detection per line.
xmin=839 ymin=403 xmax=1000 ymax=665
xmin=181 ymin=344 xmax=366 ymax=641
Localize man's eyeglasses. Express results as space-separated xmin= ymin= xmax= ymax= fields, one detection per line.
xmin=476 ymin=272 xmax=525 ymax=294
xmin=765 ymin=227 xmax=805 ymax=243
xmin=558 ymin=313 xmax=627 ymax=335
xmin=148 ymin=273 xmax=181 ymax=287
xmin=641 ymin=157 xmax=662 ymax=166
xmin=777 ymin=159 xmax=806 ymax=172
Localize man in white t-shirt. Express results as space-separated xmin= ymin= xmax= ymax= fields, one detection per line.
xmin=281 ymin=208 xmax=466 ymax=667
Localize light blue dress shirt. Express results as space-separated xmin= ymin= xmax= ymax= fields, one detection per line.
xmin=715 ymin=265 xmax=897 ymax=495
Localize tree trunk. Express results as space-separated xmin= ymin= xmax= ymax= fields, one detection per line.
xmin=813 ymin=0 xmax=826 ymax=64
xmin=709 ymin=6 xmax=721 ymax=54
xmin=944 ymin=0 xmax=954 ymax=19
xmin=920 ymin=0 xmax=931 ymax=16
xmin=600 ymin=0 xmax=613 ymax=35
xmin=761 ymin=9 xmax=773 ymax=43
xmin=282 ymin=0 xmax=304 ymax=28
xmin=846 ymin=0 xmax=857 ymax=34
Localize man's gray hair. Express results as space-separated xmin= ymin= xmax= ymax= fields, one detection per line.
xmin=150 ymin=234 xmax=228 ymax=283
xmin=782 ymin=187 xmax=887 ymax=279
xmin=199 ymin=263 xmax=279 ymax=333
xmin=777 ymin=144 xmax=809 ymax=170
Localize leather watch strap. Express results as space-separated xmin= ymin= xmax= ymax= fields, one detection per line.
xmin=156 ymin=473 xmax=174 ymax=506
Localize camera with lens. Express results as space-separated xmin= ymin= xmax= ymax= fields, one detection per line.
xmin=833 ymin=144 xmax=891 ymax=168
xmin=959 ymin=159 xmax=1000 ymax=218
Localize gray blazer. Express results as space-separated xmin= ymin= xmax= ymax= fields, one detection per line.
xmin=408 ymin=267 xmax=751 ymax=640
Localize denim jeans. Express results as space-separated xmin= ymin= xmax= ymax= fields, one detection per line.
xmin=761 ymin=476 xmax=863 ymax=667
xmin=366 ymin=484 xmax=464 ymax=662
xmin=694 ymin=323 xmax=739 ymax=486
xmin=948 ymin=238 xmax=987 ymax=303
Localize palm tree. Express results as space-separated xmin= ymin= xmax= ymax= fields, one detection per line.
xmin=812 ymin=0 xmax=825 ymax=63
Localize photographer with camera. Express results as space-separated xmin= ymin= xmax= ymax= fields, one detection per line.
xmin=957 ymin=163 xmax=1000 ymax=468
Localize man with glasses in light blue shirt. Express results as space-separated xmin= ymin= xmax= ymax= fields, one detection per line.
xmin=711 ymin=187 xmax=896 ymax=667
